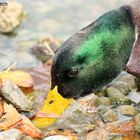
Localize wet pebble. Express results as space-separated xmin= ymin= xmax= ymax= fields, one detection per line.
xmin=48 ymin=94 xmax=100 ymax=134
xmin=102 ymin=109 xmax=119 ymax=123
xmin=135 ymin=114 xmax=140 ymax=133
xmin=0 ymin=1 xmax=24 ymax=33
xmin=44 ymin=136 xmax=68 ymax=140
xmin=117 ymin=105 xmax=137 ymax=116
xmin=118 ymin=74 xmax=137 ymax=90
xmin=106 ymin=87 xmax=131 ymax=105
xmin=111 ymin=81 xmax=130 ymax=95
xmin=0 ymin=129 xmax=23 ymax=140
xmin=97 ymin=106 xmax=110 ymax=115
xmin=89 ymin=94 xmax=101 ymax=106
xmin=99 ymin=97 xmax=111 ymax=106
xmin=96 ymin=90 xmax=106 ymax=97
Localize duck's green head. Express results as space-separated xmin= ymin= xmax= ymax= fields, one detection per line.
xmin=51 ymin=6 xmax=135 ymax=99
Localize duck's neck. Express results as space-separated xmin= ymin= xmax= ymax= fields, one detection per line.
xmin=129 ymin=0 xmax=140 ymax=31
xmin=124 ymin=1 xmax=140 ymax=77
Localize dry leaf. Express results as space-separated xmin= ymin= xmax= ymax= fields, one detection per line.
xmin=0 ymin=70 xmax=33 ymax=87
xmin=0 ymin=102 xmax=43 ymax=138
xmin=13 ymin=115 xmax=43 ymax=138
xmin=0 ymin=98 xmax=4 ymax=117
xmin=0 ymin=102 xmax=21 ymax=130
xmin=33 ymin=86 xmax=73 ymax=128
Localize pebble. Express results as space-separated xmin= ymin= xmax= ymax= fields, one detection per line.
xmin=99 ymin=97 xmax=111 ymax=106
xmin=102 ymin=109 xmax=119 ymax=123
xmin=135 ymin=114 xmax=140 ymax=133
xmin=106 ymin=87 xmax=131 ymax=105
xmin=47 ymin=94 xmax=100 ymax=134
xmin=0 ymin=129 xmax=23 ymax=140
xmin=1 ymin=80 xmax=32 ymax=111
xmin=44 ymin=135 xmax=68 ymax=140
xmin=111 ymin=81 xmax=130 ymax=95
xmin=118 ymin=74 xmax=138 ymax=90
xmin=0 ymin=1 xmax=24 ymax=33
xmin=117 ymin=105 xmax=137 ymax=116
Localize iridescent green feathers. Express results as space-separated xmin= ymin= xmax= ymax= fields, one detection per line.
xmin=51 ymin=6 xmax=135 ymax=98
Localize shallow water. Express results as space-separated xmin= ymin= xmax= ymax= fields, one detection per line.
xmin=0 ymin=0 xmax=132 ymax=69
xmin=10 ymin=0 xmax=131 ymax=41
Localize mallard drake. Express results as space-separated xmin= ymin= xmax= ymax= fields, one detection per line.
xmin=51 ymin=0 xmax=140 ymax=99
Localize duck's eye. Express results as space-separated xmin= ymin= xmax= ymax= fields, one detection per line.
xmin=68 ymin=68 xmax=79 ymax=77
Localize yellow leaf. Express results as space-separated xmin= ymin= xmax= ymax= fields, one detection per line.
xmin=33 ymin=86 xmax=73 ymax=128
xmin=0 ymin=70 xmax=33 ymax=87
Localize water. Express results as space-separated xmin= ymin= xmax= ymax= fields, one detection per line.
xmin=12 ymin=0 xmax=131 ymax=41
xmin=0 ymin=0 xmax=132 ymax=69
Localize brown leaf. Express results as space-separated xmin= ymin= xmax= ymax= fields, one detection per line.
xmin=13 ymin=115 xmax=43 ymax=138
xmin=0 ymin=102 xmax=43 ymax=138
xmin=0 ymin=103 xmax=21 ymax=130
xmin=0 ymin=98 xmax=4 ymax=117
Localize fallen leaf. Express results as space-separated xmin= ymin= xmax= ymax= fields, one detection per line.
xmin=0 ymin=98 xmax=4 ymax=117
xmin=0 ymin=102 xmax=21 ymax=130
xmin=13 ymin=115 xmax=43 ymax=138
xmin=0 ymin=102 xmax=43 ymax=138
xmin=0 ymin=70 xmax=33 ymax=87
xmin=33 ymin=86 xmax=74 ymax=128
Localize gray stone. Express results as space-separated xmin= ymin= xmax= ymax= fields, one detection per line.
xmin=0 ymin=129 xmax=23 ymax=140
xmin=48 ymin=94 xmax=101 ymax=134
xmin=1 ymin=80 xmax=32 ymax=111
xmin=127 ymin=91 xmax=140 ymax=104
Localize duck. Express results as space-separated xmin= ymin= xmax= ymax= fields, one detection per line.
xmin=51 ymin=0 xmax=140 ymax=99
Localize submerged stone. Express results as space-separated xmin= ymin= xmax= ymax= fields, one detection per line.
xmin=106 ymin=87 xmax=131 ymax=105
xmin=117 ymin=105 xmax=137 ymax=116
xmin=102 ymin=109 xmax=119 ymax=123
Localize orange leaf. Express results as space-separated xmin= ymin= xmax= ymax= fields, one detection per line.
xmin=0 ymin=103 xmax=21 ymax=130
xmin=0 ymin=103 xmax=43 ymax=138
xmin=13 ymin=115 xmax=43 ymax=138
xmin=0 ymin=98 xmax=4 ymax=117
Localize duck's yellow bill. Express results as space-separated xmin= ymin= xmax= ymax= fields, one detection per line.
xmin=33 ymin=86 xmax=74 ymax=128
